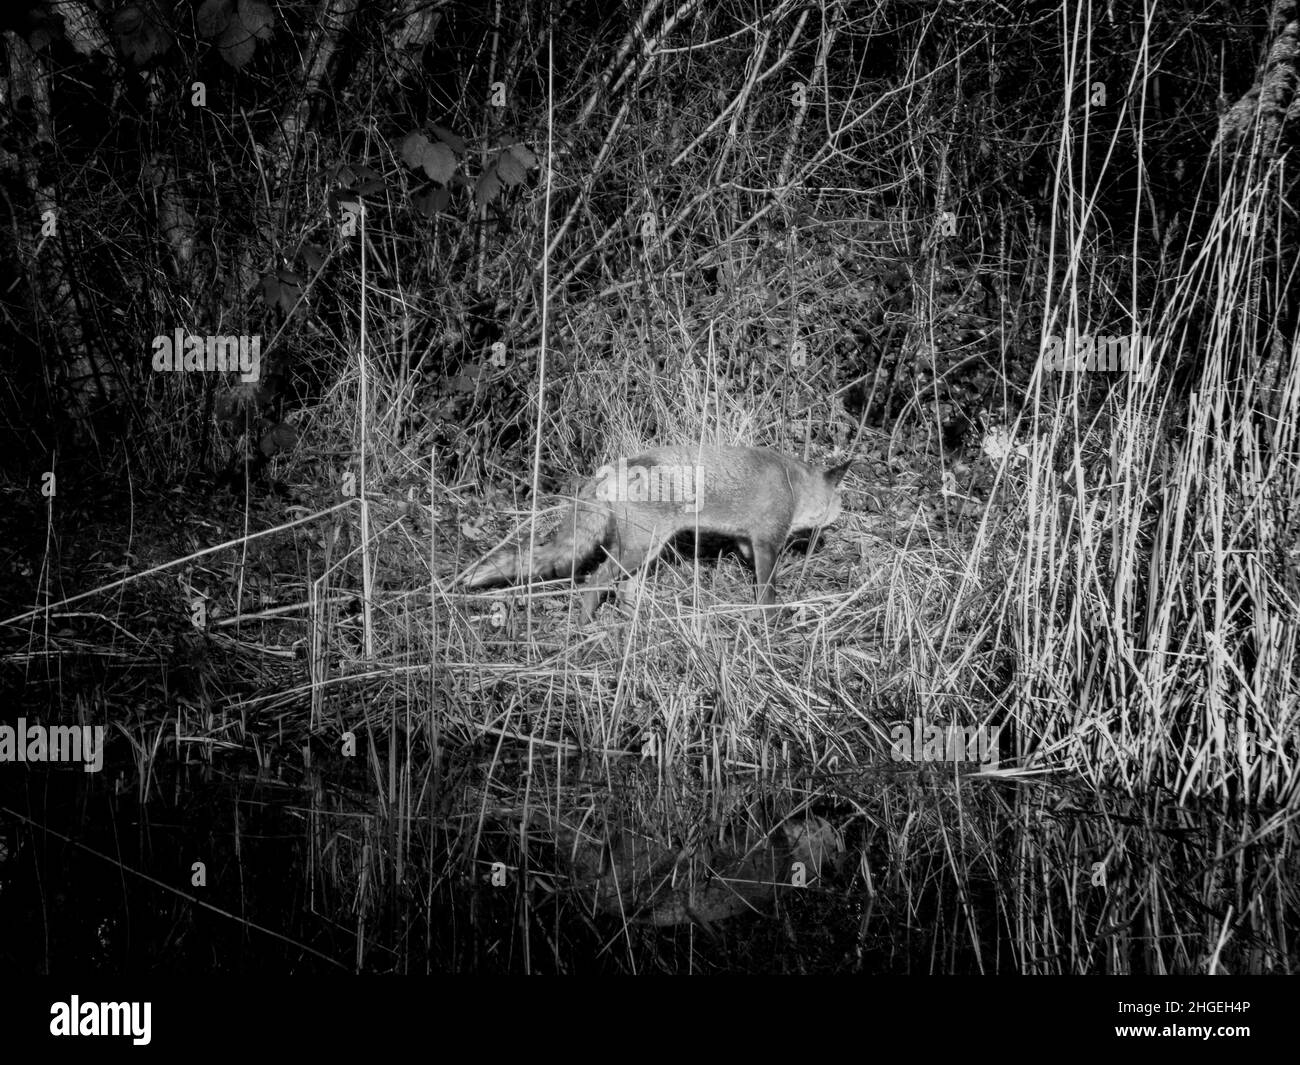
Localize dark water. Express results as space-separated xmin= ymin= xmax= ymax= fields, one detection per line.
xmin=0 ymin=764 xmax=352 ymax=974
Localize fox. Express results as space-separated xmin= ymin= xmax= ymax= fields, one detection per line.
xmin=463 ymin=445 xmax=852 ymax=619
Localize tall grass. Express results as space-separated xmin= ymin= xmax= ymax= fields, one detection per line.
xmin=5 ymin=2 xmax=1295 ymax=974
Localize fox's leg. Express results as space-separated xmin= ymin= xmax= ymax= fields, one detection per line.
xmin=582 ymin=554 xmax=618 ymax=620
xmin=581 ymin=533 xmax=663 ymax=619
xmin=749 ymin=539 xmax=779 ymax=607
xmin=581 ymin=544 xmax=648 ymax=619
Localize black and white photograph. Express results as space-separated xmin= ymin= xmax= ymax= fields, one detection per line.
xmin=0 ymin=0 xmax=1294 ymax=1041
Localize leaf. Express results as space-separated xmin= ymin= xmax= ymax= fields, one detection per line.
xmin=239 ymin=0 xmax=275 ymax=41
xmin=22 ymin=6 xmax=67 ymax=53
xmin=496 ymin=147 xmax=526 ymax=186
xmin=298 ymin=242 xmax=326 ymax=272
xmin=400 ymin=131 xmax=432 ymax=169
xmin=430 ymin=125 xmax=466 ymax=153
xmin=113 ymin=5 xmax=143 ymax=36
xmin=213 ymin=0 xmax=273 ymax=69
xmin=259 ymin=272 xmax=303 ymax=314
xmin=217 ymin=18 xmax=256 ymax=69
xmin=196 ymin=0 xmax=233 ymax=39
xmin=420 ymin=142 xmax=456 ymax=183
xmin=258 ymin=421 xmax=298 ymax=457
xmin=413 ymin=186 xmax=451 ymax=217
xmin=114 ymin=4 xmax=174 ymax=65
xmin=258 ymin=273 xmax=280 ymax=305
xmin=399 ymin=133 xmax=457 ymax=183
xmin=276 ymin=279 xmax=303 ymax=314
xmin=475 ymin=167 xmax=502 ymax=207
xmin=508 ymin=143 xmax=538 ymax=170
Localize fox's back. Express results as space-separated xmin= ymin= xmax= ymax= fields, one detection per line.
xmin=604 ymin=445 xmax=840 ymax=545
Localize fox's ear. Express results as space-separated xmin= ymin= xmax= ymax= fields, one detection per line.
xmin=826 ymin=460 xmax=853 ymax=487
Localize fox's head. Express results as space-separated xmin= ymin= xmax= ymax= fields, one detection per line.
xmin=793 ymin=461 xmax=852 ymax=529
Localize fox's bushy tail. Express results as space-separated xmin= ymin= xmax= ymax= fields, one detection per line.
xmin=463 ymin=496 xmax=613 ymax=588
